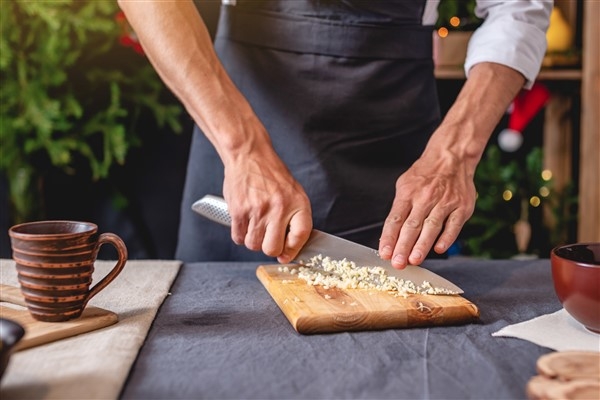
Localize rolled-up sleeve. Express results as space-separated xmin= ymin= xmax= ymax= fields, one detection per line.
xmin=465 ymin=0 xmax=552 ymax=88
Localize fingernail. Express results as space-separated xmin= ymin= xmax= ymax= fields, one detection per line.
xmin=409 ymin=250 xmax=423 ymax=263
xmin=392 ymin=255 xmax=406 ymax=268
xmin=380 ymin=245 xmax=392 ymax=258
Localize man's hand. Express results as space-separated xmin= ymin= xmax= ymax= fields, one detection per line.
xmin=223 ymin=148 xmax=313 ymax=264
xmin=378 ymin=150 xmax=476 ymax=269
xmin=378 ymin=62 xmax=526 ymax=269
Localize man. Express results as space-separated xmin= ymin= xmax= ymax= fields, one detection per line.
xmin=118 ymin=0 xmax=551 ymax=267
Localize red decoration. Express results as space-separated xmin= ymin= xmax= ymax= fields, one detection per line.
xmin=498 ymin=82 xmax=551 ymax=152
xmin=115 ymin=11 xmax=144 ymax=56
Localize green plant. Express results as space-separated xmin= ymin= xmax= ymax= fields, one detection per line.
xmin=0 ymin=1 xmax=183 ymax=224
xmin=461 ymin=145 xmax=572 ymax=258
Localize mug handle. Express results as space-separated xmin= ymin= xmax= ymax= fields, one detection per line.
xmin=85 ymin=233 xmax=128 ymax=305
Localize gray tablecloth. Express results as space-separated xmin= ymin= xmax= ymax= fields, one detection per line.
xmin=121 ymin=258 xmax=561 ymax=399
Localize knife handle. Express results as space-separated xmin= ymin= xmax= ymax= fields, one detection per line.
xmin=191 ymin=195 xmax=232 ymax=227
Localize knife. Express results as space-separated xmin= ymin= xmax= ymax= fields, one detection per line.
xmin=191 ymin=195 xmax=463 ymax=294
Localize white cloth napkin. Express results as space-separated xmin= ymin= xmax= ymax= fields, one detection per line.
xmin=492 ymin=308 xmax=600 ymax=352
xmin=0 ymin=258 xmax=181 ymax=400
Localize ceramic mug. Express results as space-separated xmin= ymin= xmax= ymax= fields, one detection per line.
xmin=8 ymin=220 xmax=127 ymax=322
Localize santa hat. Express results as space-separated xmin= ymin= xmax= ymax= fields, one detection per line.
xmin=498 ymin=82 xmax=551 ymax=152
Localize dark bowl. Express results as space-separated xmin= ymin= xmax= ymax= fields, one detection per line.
xmin=550 ymin=243 xmax=600 ymax=334
xmin=0 ymin=318 xmax=25 ymax=381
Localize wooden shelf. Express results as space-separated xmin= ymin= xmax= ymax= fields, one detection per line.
xmin=435 ymin=0 xmax=599 ymax=243
xmin=434 ymin=66 xmax=583 ymax=81
xmin=538 ymin=68 xmax=582 ymax=81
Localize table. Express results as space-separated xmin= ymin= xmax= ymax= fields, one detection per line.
xmin=120 ymin=257 xmax=562 ymax=399
xmin=0 ymin=260 xmax=181 ymax=400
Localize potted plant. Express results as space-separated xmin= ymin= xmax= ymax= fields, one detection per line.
xmin=0 ymin=1 xmax=183 ymax=224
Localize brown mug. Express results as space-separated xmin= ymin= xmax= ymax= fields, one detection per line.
xmin=8 ymin=220 xmax=127 ymax=322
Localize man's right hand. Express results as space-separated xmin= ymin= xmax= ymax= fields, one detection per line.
xmin=222 ymin=146 xmax=313 ymax=264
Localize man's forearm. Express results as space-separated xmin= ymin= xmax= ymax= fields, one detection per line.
xmin=117 ymin=0 xmax=273 ymax=163
xmin=424 ymin=62 xmax=526 ymax=172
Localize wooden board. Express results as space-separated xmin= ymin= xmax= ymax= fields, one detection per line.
xmin=257 ymin=265 xmax=480 ymax=334
xmin=526 ymin=351 xmax=600 ymax=400
xmin=0 ymin=284 xmax=118 ymax=351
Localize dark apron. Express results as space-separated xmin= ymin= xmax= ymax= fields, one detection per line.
xmin=176 ymin=0 xmax=441 ymax=262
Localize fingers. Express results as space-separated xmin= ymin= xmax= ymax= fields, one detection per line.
xmin=227 ymin=196 xmax=312 ymax=262
xmin=277 ymin=210 xmax=312 ymax=264
xmin=382 ymin=201 xmax=437 ymax=270
xmin=246 ymin=218 xmax=269 ymax=252
xmin=434 ymin=210 xmax=470 ymax=254
xmin=380 ymin=182 xmax=474 ymax=269
xmin=229 ymin=208 xmax=249 ymax=246
xmin=228 ymin=201 xmax=270 ymax=251
xmin=378 ymin=199 xmax=410 ymax=262
xmin=230 ymin=205 xmax=283 ymax=254
xmin=405 ymin=211 xmax=444 ymax=266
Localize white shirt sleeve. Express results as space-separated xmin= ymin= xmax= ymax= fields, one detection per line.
xmin=465 ymin=0 xmax=552 ymax=89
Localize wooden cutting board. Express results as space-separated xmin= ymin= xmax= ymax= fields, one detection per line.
xmin=0 ymin=284 xmax=118 ymax=351
xmin=257 ymin=265 xmax=480 ymax=334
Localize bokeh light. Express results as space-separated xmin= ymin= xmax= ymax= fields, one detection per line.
xmin=502 ymin=190 xmax=513 ymax=201
xmin=450 ymin=16 xmax=460 ymax=27
xmin=438 ymin=27 xmax=449 ymax=38
xmin=541 ymin=169 xmax=553 ymax=181
xmin=530 ymin=196 xmax=541 ymax=207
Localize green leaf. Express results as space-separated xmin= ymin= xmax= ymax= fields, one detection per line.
xmin=1 ymin=0 xmax=183 ymax=222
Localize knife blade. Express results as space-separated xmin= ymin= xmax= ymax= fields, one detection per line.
xmin=192 ymin=195 xmax=463 ymax=294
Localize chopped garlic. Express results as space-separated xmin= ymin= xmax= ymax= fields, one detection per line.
xmin=287 ymin=254 xmax=456 ymax=298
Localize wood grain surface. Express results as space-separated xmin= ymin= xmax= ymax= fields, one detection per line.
xmin=0 ymin=284 xmax=118 ymax=351
xmin=256 ymin=265 xmax=480 ymax=334
xmin=527 ymin=351 xmax=600 ymax=400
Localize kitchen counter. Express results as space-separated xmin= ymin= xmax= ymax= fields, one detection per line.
xmin=121 ymin=257 xmax=562 ymax=399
